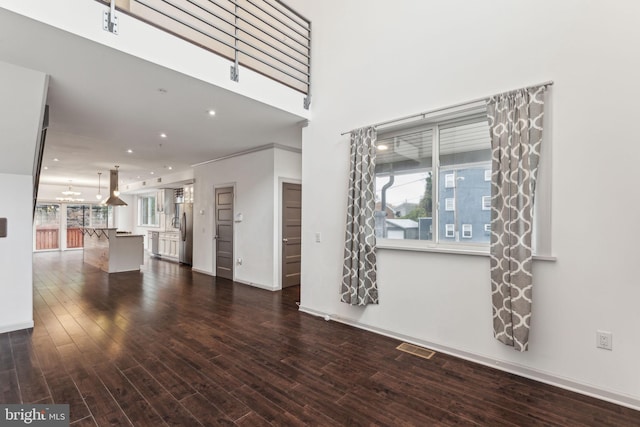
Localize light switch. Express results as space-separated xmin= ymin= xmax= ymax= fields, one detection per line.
xmin=315 ymin=232 xmax=321 ymax=242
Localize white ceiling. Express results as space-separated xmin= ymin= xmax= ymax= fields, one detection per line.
xmin=0 ymin=7 xmax=304 ymax=191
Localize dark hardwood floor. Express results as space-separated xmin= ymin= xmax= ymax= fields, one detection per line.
xmin=0 ymin=251 xmax=638 ymax=426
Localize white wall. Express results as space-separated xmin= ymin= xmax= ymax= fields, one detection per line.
xmin=193 ymin=146 xmax=302 ymax=289
xmin=273 ymin=148 xmax=302 ymax=288
xmin=0 ymin=60 xmax=48 ymax=175
xmin=193 ymin=148 xmax=274 ymax=288
xmin=293 ymin=0 xmax=640 ymax=408
xmin=0 ymin=61 xmax=48 ymax=333
xmin=0 ymin=174 xmax=35 ymax=333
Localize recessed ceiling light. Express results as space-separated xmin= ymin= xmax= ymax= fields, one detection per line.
xmin=136 ymin=176 xmax=141 ymax=179
xmin=127 ymin=149 xmax=133 ymax=153
xmin=150 ymin=171 xmax=155 ymax=175
xmin=160 ymin=133 xmax=167 ymax=138
xmin=168 ymin=166 xmax=173 ymax=170
xmin=44 ymin=166 xmax=48 ymax=170
xmin=376 ymin=144 xmax=389 ymax=151
xmin=208 ymin=110 xmax=216 ymax=116
xmin=53 ymin=158 xmax=59 ymax=162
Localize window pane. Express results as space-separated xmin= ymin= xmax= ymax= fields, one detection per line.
xmin=91 ymin=205 xmax=111 ymax=227
xmin=437 ymin=119 xmax=491 ymax=243
xmin=34 ymin=204 xmax=60 ymax=250
xmin=375 ymin=128 xmax=433 ymax=241
xmin=139 ymin=196 xmax=158 ymax=226
xmin=66 ymin=204 xmax=90 ymax=248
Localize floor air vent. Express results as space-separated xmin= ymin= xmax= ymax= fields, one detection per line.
xmin=396 ymin=342 xmax=436 ymax=360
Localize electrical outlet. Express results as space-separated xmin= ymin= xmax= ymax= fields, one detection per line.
xmin=315 ymin=232 xmax=321 ymax=243
xmin=596 ymin=330 xmax=613 ymax=350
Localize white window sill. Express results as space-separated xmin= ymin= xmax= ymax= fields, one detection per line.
xmin=376 ymin=239 xmax=556 ymax=261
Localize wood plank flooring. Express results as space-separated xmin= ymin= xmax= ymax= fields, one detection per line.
xmin=0 ymin=251 xmax=638 ymax=426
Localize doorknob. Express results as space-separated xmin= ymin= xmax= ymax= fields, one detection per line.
xmin=282 ymin=238 xmax=289 ymax=242
xmin=214 ymin=235 xmax=218 ymax=240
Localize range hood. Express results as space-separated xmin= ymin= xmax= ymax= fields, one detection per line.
xmin=104 ymin=167 xmax=127 ymax=206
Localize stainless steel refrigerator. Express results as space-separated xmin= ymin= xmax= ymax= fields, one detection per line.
xmin=178 ymin=203 xmax=193 ymax=265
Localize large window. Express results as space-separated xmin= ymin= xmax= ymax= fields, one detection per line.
xmin=66 ymin=205 xmax=90 ymax=248
xmin=138 ymin=195 xmax=158 ymax=226
xmin=34 ymin=204 xmax=61 ymax=250
xmin=34 ymin=203 xmax=112 ymax=251
xmin=375 ymin=113 xmax=491 ymax=246
xmin=91 ymin=205 xmax=113 ymax=228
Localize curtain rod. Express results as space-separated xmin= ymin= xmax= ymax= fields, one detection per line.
xmin=340 ymin=80 xmax=554 ymax=136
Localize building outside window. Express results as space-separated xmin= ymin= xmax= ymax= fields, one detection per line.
xmin=482 ymin=195 xmax=491 ymax=211
xmin=375 ymin=113 xmax=491 ymax=245
xmin=445 ymin=223 xmax=454 ymax=238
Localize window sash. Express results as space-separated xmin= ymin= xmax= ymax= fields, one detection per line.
xmin=375 ymin=113 xmax=494 ymax=248
xmin=482 ymin=196 xmax=491 ymax=210
xmin=371 ymin=99 xmax=551 ymax=257
xmin=139 ymin=196 xmax=158 ymax=226
xmin=445 ymin=224 xmax=454 ymax=237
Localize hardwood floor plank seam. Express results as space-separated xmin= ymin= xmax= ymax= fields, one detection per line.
xmin=1 ymin=251 xmax=636 ymax=426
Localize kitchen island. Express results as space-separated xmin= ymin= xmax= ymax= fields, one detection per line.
xmin=82 ymin=228 xmax=144 ymax=273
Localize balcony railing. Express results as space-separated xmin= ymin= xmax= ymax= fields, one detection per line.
xmin=67 ymin=228 xmax=85 ymax=248
xmin=98 ymin=0 xmax=311 ymax=107
xmin=35 ymin=228 xmax=59 ymax=250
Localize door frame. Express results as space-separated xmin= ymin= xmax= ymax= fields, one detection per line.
xmin=277 ymin=177 xmax=302 ymax=289
xmin=213 ymin=183 xmax=236 ymax=281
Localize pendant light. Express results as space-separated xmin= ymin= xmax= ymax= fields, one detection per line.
xmin=62 ymin=180 xmax=81 ymax=196
xmin=96 ymin=172 xmax=103 ymax=200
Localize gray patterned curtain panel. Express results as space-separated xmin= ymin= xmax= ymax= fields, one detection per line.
xmin=341 ymin=127 xmax=379 ymax=306
xmin=487 ymin=86 xmax=546 ymax=352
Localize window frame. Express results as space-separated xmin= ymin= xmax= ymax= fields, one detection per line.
xmin=444 ymin=173 xmax=455 ymax=188
xmin=373 ymin=99 xmax=554 ymax=259
xmin=461 ymin=224 xmax=472 ymax=239
xmin=445 ymin=197 xmax=455 ymax=211
xmin=375 ymin=111 xmax=491 ymax=250
xmin=445 ymin=224 xmax=455 ymax=238
xmin=138 ymin=194 xmax=159 ymax=227
xmin=482 ymin=195 xmax=491 ymax=211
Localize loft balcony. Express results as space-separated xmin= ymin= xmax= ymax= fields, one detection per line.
xmin=0 ymin=0 xmax=311 ymax=117
xmin=96 ymin=0 xmax=311 ymax=107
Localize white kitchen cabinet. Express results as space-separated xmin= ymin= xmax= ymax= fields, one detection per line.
xmin=156 ymin=189 xmax=175 ymax=215
xmin=158 ymin=231 xmax=179 ymax=260
xmin=168 ymin=235 xmax=179 ymax=258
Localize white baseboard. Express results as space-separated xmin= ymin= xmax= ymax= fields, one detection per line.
xmin=190 ymin=269 xmax=277 ymax=291
xmin=298 ymin=305 xmax=640 ymax=412
xmin=0 ymin=320 xmax=34 ymax=335
xmin=234 ymin=278 xmax=277 ymax=291
xmin=191 ymin=267 xmax=214 ymax=277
